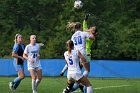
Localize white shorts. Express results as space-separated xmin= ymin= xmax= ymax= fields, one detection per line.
xmin=67 ymin=73 xmax=83 ymax=81
xmin=28 ymin=66 xmax=42 ymax=71
xmin=27 ymin=61 xmax=42 ymax=71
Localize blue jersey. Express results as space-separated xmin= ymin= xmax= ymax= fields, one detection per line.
xmin=12 ymin=44 xmax=25 ymax=65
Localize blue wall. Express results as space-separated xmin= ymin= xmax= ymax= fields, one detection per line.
xmin=0 ymin=59 xmax=140 ymax=78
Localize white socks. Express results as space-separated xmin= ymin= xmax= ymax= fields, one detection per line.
xmin=87 ymin=86 xmax=93 ymax=93
xmin=32 ymin=79 xmax=36 ymax=91
xmin=36 ymin=79 xmax=41 ymax=88
xmin=32 ymin=79 xmax=41 ymax=92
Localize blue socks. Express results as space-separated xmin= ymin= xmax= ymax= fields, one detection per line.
xmin=71 ymin=83 xmax=79 ymax=92
xmin=84 ymin=86 xmax=87 ymax=93
xmin=71 ymin=83 xmax=87 ymax=93
xmin=13 ymin=77 xmax=21 ymax=89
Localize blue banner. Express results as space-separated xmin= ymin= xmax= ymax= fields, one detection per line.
xmin=0 ymin=59 xmax=140 ymax=78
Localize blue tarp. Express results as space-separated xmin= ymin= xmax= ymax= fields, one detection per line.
xmin=0 ymin=59 xmax=140 ymax=78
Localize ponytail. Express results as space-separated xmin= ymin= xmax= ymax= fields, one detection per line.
xmin=66 ymin=40 xmax=74 ymax=56
xmin=14 ymin=34 xmax=21 ymax=44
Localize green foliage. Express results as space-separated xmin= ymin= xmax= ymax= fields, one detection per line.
xmin=0 ymin=0 xmax=139 ymax=60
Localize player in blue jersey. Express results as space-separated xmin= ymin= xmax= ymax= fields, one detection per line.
xmin=9 ymin=34 xmax=25 ymax=90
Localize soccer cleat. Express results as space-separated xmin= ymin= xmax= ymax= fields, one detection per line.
xmin=9 ymin=82 xmax=14 ymax=90
xmin=62 ymin=88 xmax=71 ymax=93
xmin=60 ymin=72 xmax=64 ymax=76
xmin=62 ymin=89 xmax=67 ymax=93
xmin=33 ymin=90 xmax=38 ymax=93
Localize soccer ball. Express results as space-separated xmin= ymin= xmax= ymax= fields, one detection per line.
xmin=74 ymin=0 xmax=83 ymax=9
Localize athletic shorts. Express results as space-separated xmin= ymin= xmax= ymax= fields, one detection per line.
xmin=67 ymin=73 xmax=83 ymax=81
xmin=28 ymin=66 xmax=42 ymax=71
xmin=13 ymin=61 xmax=24 ymax=72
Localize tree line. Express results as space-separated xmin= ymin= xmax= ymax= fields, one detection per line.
xmin=0 ymin=0 xmax=139 ymax=60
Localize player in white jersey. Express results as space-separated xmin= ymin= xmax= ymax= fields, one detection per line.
xmin=71 ymin=22 xmax=95 ymax=76
xmin=23 ymin=35 xmax=43 ymax=93
xmin=62 ymin=40 xmax=93 ymax=93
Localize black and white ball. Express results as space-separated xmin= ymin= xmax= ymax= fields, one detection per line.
xmin=74 ymin=0 xmax=83 ymax=9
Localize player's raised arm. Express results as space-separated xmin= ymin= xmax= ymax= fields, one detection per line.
xmin=83 ymin=20 xmax=88 ymax=31
xmin=83 ymin=14 xmax=90 ymax=31
xmin=38 ymin=43 xmax=44 ymax=47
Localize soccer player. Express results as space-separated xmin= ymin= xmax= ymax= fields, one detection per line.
xmin=62 ymin=40 xmax=93 ymax=93
xmin=9 ymin=34 xmax=25 ymax=90
xmin=71 ymin=22 xmax=95 ymax=75
xmin=83 ymin=14 xmax=98 ymax=63
xmin=23 ymin=35 xmax=43 ymax=93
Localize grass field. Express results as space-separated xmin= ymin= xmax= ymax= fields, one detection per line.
xmin=0 ymin=77 xmax=140 ymax=93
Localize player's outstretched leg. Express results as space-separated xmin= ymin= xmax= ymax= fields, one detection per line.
xmin=9 ymin=77 xmax=22 ymax=90
xmin=9 ymin=69 xmax=24 ymax=90
xmin=13 ymin=77 xmax=22 ymax=90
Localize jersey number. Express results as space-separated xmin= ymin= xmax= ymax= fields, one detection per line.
xmin=33 ymin=53 xmax=37 ymax=58
xmin=74 ymin=36 xmax=82 ymax=45
xmin=69 ymin=56 xmax=73 ymax=65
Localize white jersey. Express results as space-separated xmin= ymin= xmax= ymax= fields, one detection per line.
xmin=24 ymin=43 xmax=42 ymax=69
xmin=64 ymin=50 xmax=81 ymax=74
xmin=71 ymin=31 xmax=90 ymax=54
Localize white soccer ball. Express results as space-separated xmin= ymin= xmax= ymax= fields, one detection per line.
xmin=74 ymin=0 xmax=83 ymax=9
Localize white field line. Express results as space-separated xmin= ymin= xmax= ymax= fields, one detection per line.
xmin=73 ymin=85 xmax=130 ymax=92
xmin=94 ymin=85 xmax=130 ymax=90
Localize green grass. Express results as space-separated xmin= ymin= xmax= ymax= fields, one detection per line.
xmin=0 ymin=77 xmax=140 ymax=93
